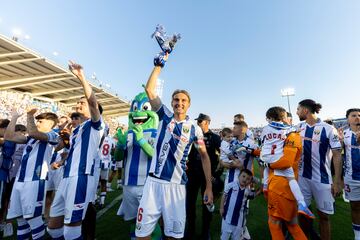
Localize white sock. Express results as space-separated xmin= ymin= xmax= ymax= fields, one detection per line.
xmin=27 ymin=216 xmax=45 ymax=240
xmin=64 ymin=225 xmax=81 ymax=240
xmin=47 ymin=226 xmax=64 ymax=238
xmin=262 ymin=168 xmax=269 ymax=190
xmin=106 ymin=182 xmax=111 ymax=188
xmin=353 ymin=223 xmax=360 ymax=240
xmin=289 ymin=179 xmax=306 ymax=206
xmin=100 ymin=192 xmax=106 ymax=205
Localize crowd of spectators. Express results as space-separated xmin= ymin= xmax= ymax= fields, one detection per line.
xmin=0 ymin=90 xmax=126 ymax=135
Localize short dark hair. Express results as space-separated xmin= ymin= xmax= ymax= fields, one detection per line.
xmin=298 ymin=99 xmax=322 ymax=114
xmin=35 ymin=112 xmax=59 ymax=128
xmin=240 ymin=168 xmax=253 ymax=177
xmin=172 ymin=89 xmax=191 ymax=102
xmin=15 ymin=124 xmax=27 ymax=132
xmin=234 ymin=114 xmax=245 ymax=121
xmin=346 ymin=108 xmax=360 ymax=118
xmin=266 ymin=106 xmax=287 ymax=121
xmin=287 ymin=112 xmax=292 ymax=118
xmin=0 ymin=119 xmax=10 ymax=129
xmin=233 ymin=120 xmax=248 ymax=128
xmin=70 ymin=112 xmax=83 ymax=119
xmin=221 ymin=127 xmax=232 ymax=137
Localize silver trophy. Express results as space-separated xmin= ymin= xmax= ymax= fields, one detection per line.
xmin=151 ymin=24 xmax=181 ymax=54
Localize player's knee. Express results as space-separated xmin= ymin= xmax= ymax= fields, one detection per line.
xmin=48 ymin=216 xmax=65 ymax=229
xmin=66 ymin=220 xmax=82 ymax=227
xmin=317 ymin=210 xmax=330 ymax=222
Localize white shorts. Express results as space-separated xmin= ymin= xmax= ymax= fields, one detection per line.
xmin=117 ymin=185 xmax=144 ymax=220
xmin=344 ymin=183 xmax=360 ymax=201
xmin=46 ymin=167 xmax=64 ymax=191
xmin=7 ymin=180 xmax=46 ymax=219
xmin=50 ymin=175 xmax=95 ymax=224
xmin=221 ymin=219 xmax=243 ymax=240
xmin=298 ymin=176 xmax=334 ymax=214
xmin=135 ymin=177 xmax=186 ymax=238
xmin=100 ymin=169 xmax=109 ymax=181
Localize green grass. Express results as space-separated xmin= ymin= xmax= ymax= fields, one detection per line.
xmin=1 ymin=178 xmax=353 ymax=239
xmin=95 ymin=185 xmax=353 ymax=239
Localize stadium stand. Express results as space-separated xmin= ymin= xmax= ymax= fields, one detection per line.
xmin=0 ymin=34 xmax=130 ymax=125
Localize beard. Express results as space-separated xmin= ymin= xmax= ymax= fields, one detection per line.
xmin=299 ymin=115 xmax=306 ymax=121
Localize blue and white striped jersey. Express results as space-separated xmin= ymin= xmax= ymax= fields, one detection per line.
xmin=99 ymin=137 xmax=116 ymax=169
xmin=17 ymin=131 xmax=59 ymax=182
xmin=298 ymin=119 xmax=341 ymax=184
xmin=226 ymin=137 xmax=258 ymax=184
xmin=124 ymin=129 xmax=157 ymax=186
xmin=343 ymin=128 xmax=360 ymax=185
xmin=149 ymin=104 xmax=204 ymax=185
xmin=223 ymin=180 xmax=254 ymax=226
xmin=63 ymin=118 xmax=104 ymax=178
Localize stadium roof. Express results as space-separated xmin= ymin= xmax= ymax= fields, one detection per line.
xmin=0 ymin=34 xmax=130 ymax=117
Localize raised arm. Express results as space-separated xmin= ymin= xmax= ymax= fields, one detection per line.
xmin=69 ymin=61 xmax=100 ymax=122
xmin=26 ymin=108 xmax=52 ymax=142
xmin=4 ymin=109 xmax=27 ymax=144
xmin=145 ymin=53 xmax=168 ymax=111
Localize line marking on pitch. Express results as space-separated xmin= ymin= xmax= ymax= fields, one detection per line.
xmin=96 ymin=194 xmax=123 ymax=220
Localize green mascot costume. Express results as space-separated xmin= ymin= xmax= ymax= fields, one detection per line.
xmin=116 ymin=92 xmax=161 ymax=239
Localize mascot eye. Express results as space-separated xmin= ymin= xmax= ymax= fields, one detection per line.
xmin=131 ymin=102 xmax=138 ymax=111
xmin=142 ymin=102 xmax=152 ymax=111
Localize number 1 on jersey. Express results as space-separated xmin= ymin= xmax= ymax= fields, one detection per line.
xmin=271 ymin=144 xmax=277 ymax=155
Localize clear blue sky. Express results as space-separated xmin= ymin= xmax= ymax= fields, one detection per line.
xmin=1 ymin=1 xmax=360 ymax=128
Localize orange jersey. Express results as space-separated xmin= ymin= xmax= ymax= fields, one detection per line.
xmin=268 ymin=132 xmax=302 ymax=201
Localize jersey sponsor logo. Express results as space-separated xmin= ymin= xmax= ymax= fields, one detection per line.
xmin=158 ymin=143 xmax=169 ymax=166
xmin=285 ymin=139 xmax=295 ymax=147
xmin=171 ymin=132 xmax=189 ymax=143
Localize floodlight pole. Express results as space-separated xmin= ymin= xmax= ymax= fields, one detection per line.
xmin=286 ymin=95 xmax=291 ymax=114
xmin=281 ymin=88 xmax=295 ymax=114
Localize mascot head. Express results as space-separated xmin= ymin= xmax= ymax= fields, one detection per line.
xmin=128 ymin=92 xmax=159 ymax=130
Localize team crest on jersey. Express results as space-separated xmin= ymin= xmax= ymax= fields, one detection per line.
xmin=314 ymin=129 xmax=321 ymax=135
xmin=183 ymin=127 xmax=190 ymax=134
